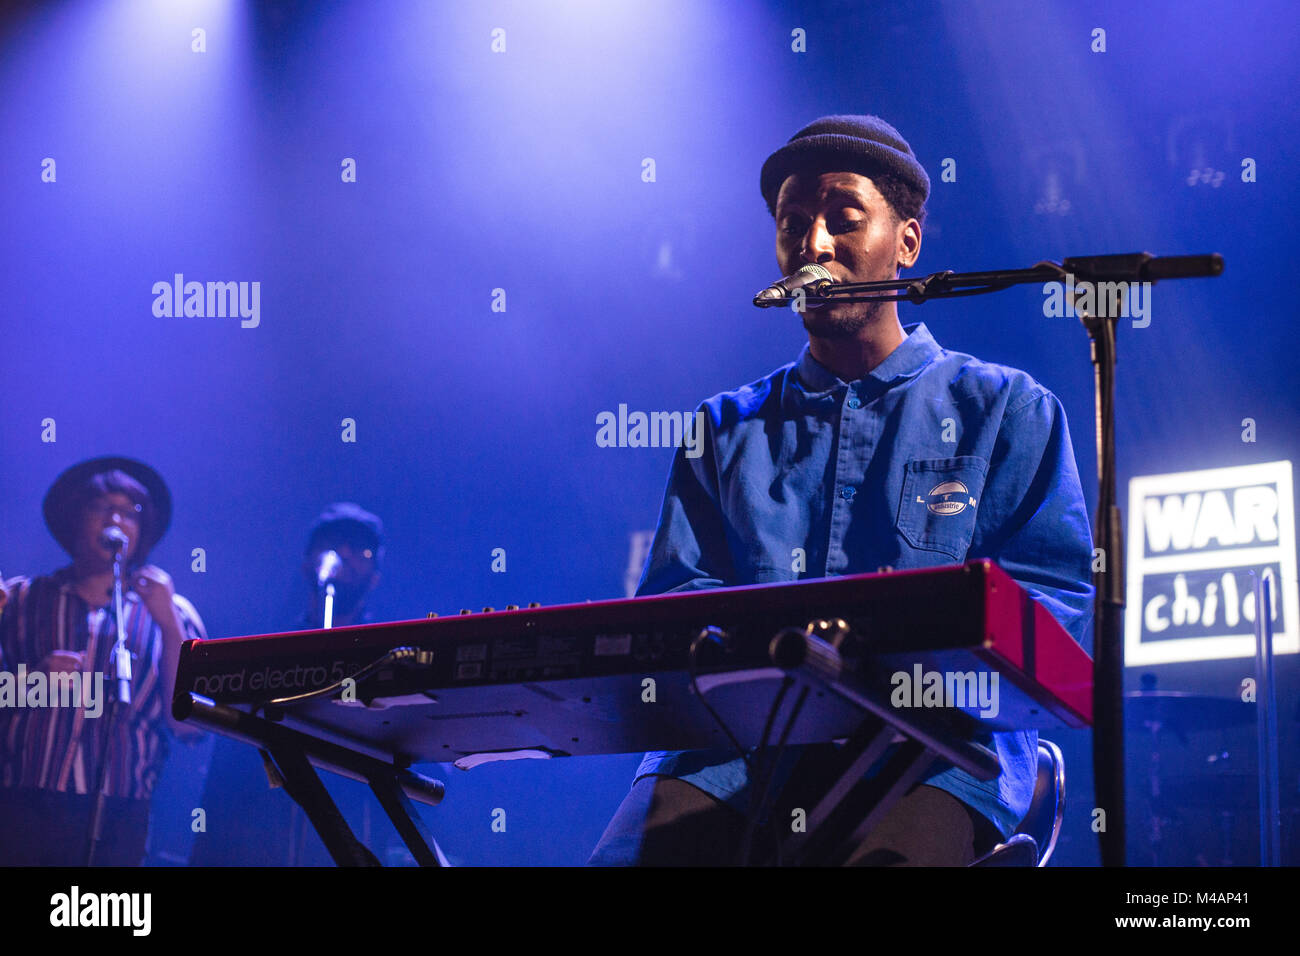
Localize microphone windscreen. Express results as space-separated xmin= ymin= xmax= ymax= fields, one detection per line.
xmin=316 ymin=550 xmax=343 ymax=586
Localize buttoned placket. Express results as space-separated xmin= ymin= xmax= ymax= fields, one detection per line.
xmin=826 ymin=381 xmax=883 ymax=576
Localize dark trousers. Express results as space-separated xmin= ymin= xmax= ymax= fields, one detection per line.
xmin=0 ymin=787 xmax=150 ymax=866
xmin=590 ymin=763 xmax=1004 ymax=866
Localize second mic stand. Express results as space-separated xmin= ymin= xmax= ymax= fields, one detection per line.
xmin=85 ymin=545 xmax=134 ymax=866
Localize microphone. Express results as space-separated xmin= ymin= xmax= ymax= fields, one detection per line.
xmin=100 ymin=526 xmax=133 ymax=704
xmin=753 ymin=263 xmax=833 ymax=307
xmin=315 ymin=550 xmax=342 ymax=587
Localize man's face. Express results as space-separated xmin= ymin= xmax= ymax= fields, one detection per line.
xmin=304 ymin=532 xmax=380 ymax=614
xmin=74 ymin=491 xmax=143 ymax=567
xmin=774 ymin=170 xmax=921 ymax=338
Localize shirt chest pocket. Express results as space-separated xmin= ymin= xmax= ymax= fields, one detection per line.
xmin=896 ymin=456 xmax=988 ymax=561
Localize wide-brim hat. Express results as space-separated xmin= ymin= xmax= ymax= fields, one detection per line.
xmin=42 ymin=456 xmax=172 ymax=560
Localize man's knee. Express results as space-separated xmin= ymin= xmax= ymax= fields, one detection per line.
xmin=591 ymin=777 xmax=995 ymax=867
xmin=589 ymin=776 xmax=744 ymax=866
xmin=842 ymin=785 xmax=981 ymax=867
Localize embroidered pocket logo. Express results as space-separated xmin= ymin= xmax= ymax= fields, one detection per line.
xmin=919 ymin=479 xmax=976 ymax=516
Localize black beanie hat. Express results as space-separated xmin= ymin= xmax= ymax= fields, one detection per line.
xmin=760 ymin=114 xmax=930 ymax=216
xmin=307 ymin=502 xmax=383 ymax=552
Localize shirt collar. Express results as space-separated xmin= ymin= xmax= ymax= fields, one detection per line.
xmin=52 ymin=566 xmax=141 ymax=609
xmin=791 ymin=322 xmax=942 ymax=401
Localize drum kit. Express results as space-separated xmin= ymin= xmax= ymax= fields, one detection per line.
xmin=1125 ymin=686 xmax=1277 ymax=866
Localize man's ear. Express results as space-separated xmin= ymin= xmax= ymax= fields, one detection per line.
xmin=896 ymin=216 xmax=922 ymax=271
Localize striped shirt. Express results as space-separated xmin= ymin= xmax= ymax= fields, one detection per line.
xmin=0 ymin=570 xmax=206 ymax=801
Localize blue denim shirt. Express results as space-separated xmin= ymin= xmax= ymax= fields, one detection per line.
xmin=633 ymin=322 xmax=1094 ymax=838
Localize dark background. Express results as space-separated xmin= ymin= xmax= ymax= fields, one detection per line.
xmin=2 ymin=0 xmax=1297 ymax=865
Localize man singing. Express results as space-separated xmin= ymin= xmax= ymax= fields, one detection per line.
xmin=0 ymin=456 xmax=206 ymax=865
xmin=191 ymin=502 xmax=401 ymax=866
xmin=590 ymin=115 xmax=1094 ymax=866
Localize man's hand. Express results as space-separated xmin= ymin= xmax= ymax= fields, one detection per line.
xmin=132 ymin=565 xmax=204 ymax=740
xmin=40 ymin=650 xmax=86 ymax=673
xmin=132 ymin=565 xmax=181 ymax=634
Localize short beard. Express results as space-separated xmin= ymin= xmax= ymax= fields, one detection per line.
xmin=800 ymin=297 xmax=886 ymax=339
xmin=327 ymin=580 xmax=367 ymax=616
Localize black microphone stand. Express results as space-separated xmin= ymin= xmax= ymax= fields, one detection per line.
xmin=286 ymin=576 xmax=338 ymax=865
xmin=754 ymin=251 xmax=1223 ymax=867
xmin=86 ymin=540 xmax=134 ymax=866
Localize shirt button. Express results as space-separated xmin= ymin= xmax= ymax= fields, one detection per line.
xmin=846 ymin=396 xmax=862 ymax=409
xmin=840 ymin=486 xmax=857 ymax=500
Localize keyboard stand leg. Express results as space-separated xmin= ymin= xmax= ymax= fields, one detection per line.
xmin=762 ymin=629 xmax=1000 ymax=866
xmin=177 ymin=695 xmax=447 ymax=867
xmin=823 ymin=741 xmax=938 ymax=865
xmin=265 ymin=741 xmax=380 ymax=867
xmin=776 ymin=720 xmax=937 ymax=867
xmin=368 ymin=772 xmax=447 ymax=867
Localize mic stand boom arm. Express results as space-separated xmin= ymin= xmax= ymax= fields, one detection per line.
xmin=755 ymin=253 xmax=1222 ymax=307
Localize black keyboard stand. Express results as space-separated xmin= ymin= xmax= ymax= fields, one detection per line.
xmin=758 ymin=627 xmax=1002 ymax=866
xmin=176 ymin=693 xmax=447 ymax=867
